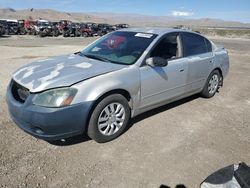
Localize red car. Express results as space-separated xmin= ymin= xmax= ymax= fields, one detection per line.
xmin=78 ymin=23 xmax=95 ymax=37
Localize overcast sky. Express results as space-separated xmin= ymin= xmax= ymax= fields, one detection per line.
xmin=0 ymin=0 xmax=250 ymax=22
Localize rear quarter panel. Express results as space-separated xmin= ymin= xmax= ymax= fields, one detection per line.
xmin=213 ymin=48 xmax=229 ymax=78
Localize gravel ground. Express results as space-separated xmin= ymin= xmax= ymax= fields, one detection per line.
xmin=0 ymin=35 xmax=249 ymax=188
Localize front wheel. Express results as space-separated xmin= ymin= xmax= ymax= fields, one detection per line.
xmin=201 ymin=70 xmax=221 ymax=98
xmin=87 ymin=94 xmax=130 ymax=143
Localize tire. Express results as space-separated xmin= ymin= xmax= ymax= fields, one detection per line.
xmin=20 ymin=29 xmax=26 ymax=35
xmin=87 ymin=94 xmax=130 ymax=143
xmin=52 ymin=31 xmax=56 ymax=37
xmin=75 ymin=30 xmax=81 ymax=37
xmin=82 ymin=32 xmax=88 ymax=37
xmin=32 ymin=30 xmax=37 ymax=35
xmin=63 ymin=33 xmax=68 ymax=37
xmin=201 ymin=70 xmax=221 ymax=98
xmin=39 ymin=32 xmax=44 ymax=37
xmin=97 ymin=31 xmax=103 ymax=36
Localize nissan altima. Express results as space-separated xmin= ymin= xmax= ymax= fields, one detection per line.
xmin=6 ymin=28 xmax=229 ymax=143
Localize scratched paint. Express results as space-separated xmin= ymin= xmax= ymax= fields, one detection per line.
xmin=12 ymin=54 xmax=126 ymax=92
xmin=22 ymin=65 xmax=40 ymax=79
xmin=24 ymin=80 xmax=35 ymax=90
xmin=68 ymin=54 xmax=76 ymax=59
xmin=38 ymin=63 xmax=65 ymax=84
xmin=37 ymin=58 xmax=54 ymax=62
xmin=74 ymin=62 xmax=92 ymax=69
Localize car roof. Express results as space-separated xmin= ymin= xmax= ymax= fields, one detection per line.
xmin=120 ymin=27 xmax=195 ymax=36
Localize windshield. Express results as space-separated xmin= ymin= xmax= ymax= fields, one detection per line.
xmin=81 ymin=31 xmax=157 ymax=65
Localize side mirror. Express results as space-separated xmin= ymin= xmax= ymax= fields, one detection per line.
xmin=145 ymin=57 xmax=168 ymax=67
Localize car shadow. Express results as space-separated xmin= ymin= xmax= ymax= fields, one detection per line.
xmin=47 ymin=134 xmax=91 ymax=146
xmin=160 ymin=184 xmax=187 ymax=188
xmin=0 ymin=35 xmax=11 ymax=38
xmin=48 ymin=94 xmax=199 ymax=146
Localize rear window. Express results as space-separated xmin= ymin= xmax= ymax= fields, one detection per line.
xmin=181 ymin=32 xmax=208 ymax=57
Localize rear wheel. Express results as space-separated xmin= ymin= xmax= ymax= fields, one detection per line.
xmin=87 ymin=94 xmax=130 ymax=143
xmin=201 ymin=70 xmax=221 ymax=98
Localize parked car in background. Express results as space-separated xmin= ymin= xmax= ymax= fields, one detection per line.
xmin=96 ymin=23 xmax=116 ymax=36
xmin=33 ymin=20 xmax=53 ymax=37
xmin=17 ymin=20 xmax=26 ymax=35
xmin=8 ymin=28 xmax=228 ymax=143
xmin=24 ymin=19 xmax=36 ymax=35
xmin=115 ymin=24 xmax=129 ymax=30
xmin=58 ymin=20 xmax=71 ymax=36
xmin=0 ymin=20 xmax=6 ymax=36
xmin=79 ymin=23 xmax=95 ymax=37
xmin=0 ymin=18 xmax=129 ymax=38
xmin=0 ymin=19 xmax=26 ymax=35
xmin=50 ymin=22 xmax=60 ymax=37
xmin=63 ymin=22 xmax=81 ymax=37
xmin=4 ymin=19 xmax=20 ymax=35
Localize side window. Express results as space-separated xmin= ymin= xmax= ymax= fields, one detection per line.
xmin=182 ymin=32 xmax=208 ymax=56
xmin=150 ymin=33 xmax=180 ymax=60
xmin=205 ymin=38 xmax=212 ymax=52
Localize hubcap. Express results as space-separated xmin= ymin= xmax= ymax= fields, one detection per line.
xmin=98 ymin=103 xmax=125 ymax=136
xmin=208 ymin=74 xmax=219 ymax=94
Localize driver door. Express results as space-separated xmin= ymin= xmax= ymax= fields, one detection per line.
xmin=139 ymin=33 xmax=188 ymax=108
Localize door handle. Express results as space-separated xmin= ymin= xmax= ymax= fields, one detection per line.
xmin=179 ymin=69 xmax=184 ymax=72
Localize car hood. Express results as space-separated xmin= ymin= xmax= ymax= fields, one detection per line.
xmin=12 ymin=54 xmax=126 ymax=93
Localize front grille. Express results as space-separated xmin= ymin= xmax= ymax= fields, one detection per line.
xmin=11 ymin=80 xmax=30 ymax=103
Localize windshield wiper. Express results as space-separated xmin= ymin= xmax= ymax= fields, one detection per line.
xmin=81 ymin=53 xmax=112 ymax=63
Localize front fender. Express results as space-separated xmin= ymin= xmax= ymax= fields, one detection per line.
xmin=71 ymin=66 xmax=141 ymax=115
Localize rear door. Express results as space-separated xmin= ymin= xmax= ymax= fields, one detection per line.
xmin=181 ymin=32 xmax=214 ymax=93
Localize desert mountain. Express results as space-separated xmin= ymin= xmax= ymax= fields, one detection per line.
xmin=0 ymin=8 xmax=250 ymax=28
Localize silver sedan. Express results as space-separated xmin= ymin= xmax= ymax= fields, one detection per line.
xmin=6 ymin=28 xmax=229 ymax=143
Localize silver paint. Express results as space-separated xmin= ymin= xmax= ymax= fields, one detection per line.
xmin=13 ymin=54 xmax=126 ymax=93
xmin=11 ymin=28 xmax=229 ymax=118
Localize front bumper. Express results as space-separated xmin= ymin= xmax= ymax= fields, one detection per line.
xmin=6 ymin=85 xmax=93 ymax=141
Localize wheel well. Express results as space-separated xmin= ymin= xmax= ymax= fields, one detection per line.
xmin=95 ymin=89 xmax=131 ymax=103
xmin=214 ymin=67 xmax=223 ymax=78
xmin=85 ymin=89 xmax=132 ymax=132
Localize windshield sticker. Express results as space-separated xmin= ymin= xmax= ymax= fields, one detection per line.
xmin=135 ymin=33 xmax=153 ymax=38
xmin=92 ymin=47 xmax=101 ymax=52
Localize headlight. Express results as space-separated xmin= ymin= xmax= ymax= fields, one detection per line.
xmin=32 ymin=88 xmax=77 ymax=108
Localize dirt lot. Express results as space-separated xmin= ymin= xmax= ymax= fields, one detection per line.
xmin=0 ymin=35 xmax=250 ymax=188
